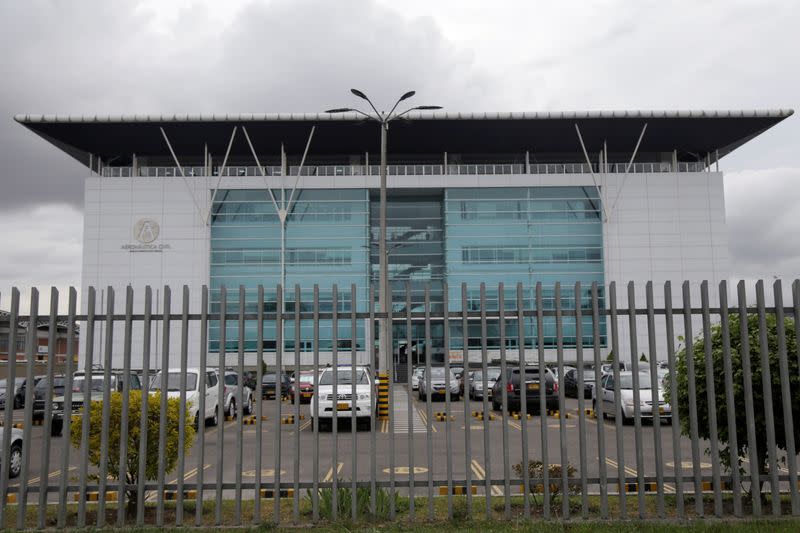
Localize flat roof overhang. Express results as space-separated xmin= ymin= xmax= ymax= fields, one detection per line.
xmin=13 ymin=109 xmax=793 ymax=169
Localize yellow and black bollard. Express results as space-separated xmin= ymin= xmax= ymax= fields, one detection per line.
xmin=377 ymin=371 xmax=389 ymax=420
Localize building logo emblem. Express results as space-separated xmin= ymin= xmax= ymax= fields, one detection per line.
xmin=134 ymin=218 xmax=160 ymax=243
xmin=122 ymin=218 xmax=171 ymax=252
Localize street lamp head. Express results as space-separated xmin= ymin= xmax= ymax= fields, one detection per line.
xmin=324 ymin=108 xmax=354 ymax=113
xmin=350 ymin=88 xmax=368 ymax=100
xmin=399 ymin=90 xmax=416 ymax=101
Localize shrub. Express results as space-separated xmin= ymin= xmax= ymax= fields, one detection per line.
xmin=665 ymin=312 xmax=799 ymax=500
xmin=306 ymin=480 xmax=397 ymax=520
xmin=70 ymin=390 xmax=195 ymax=516
xmin=513 ymin=459 xmax=580 ymax=509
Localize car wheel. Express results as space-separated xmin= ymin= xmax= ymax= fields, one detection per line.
xmin=9 ymin=442 xmax=22 ymax=478
xmin=230 ymin=400 xmax=237 ymax=419
xmin=14 ymin=396 xmax=22 ymax=410
xmin=212 ymin=407 xmax=219 ymax=426
xmin=492 ymin=398 xmax=500 ymax=411
xmin=51 ymin=419 xmax=63 ymax=437
xmin=247 ymin=395 xmax=255 ymax=415
xmin=419 ymin=390 xmax=423 ymax=401
xmin=452 ymin=394 xmax=460 ymax=402
xmin=194 ymin=412 xmax=200 ymax=430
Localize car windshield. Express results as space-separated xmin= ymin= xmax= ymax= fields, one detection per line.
xmin=319 ymin=369 xmax=369 ymax=385
xmin=581 ymin=370 xmax=596 ymax=380
xmin=298 ymin=374 xmax=315 ymax=384
xmin=151 ymin=373 xmax=198 ymax=392
xmin=262 ymin=374 xmax=276 ymax=383
xmin=472 ymin=368 xmax=500 ymax=380
xmin=35 ymin=378 xmax=61 ymax=391
xmin=224 ymin=374 xmax=238 ymax=386
xmin=427 ymin=367 xmax=456 ymax=380
xmin=619 ymin=373 xmax=652 ymax=390
xmin=73 ymin=376 xmax=107 ymax=392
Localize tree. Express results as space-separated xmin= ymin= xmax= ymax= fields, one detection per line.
xmin=640 ymin=353 xmax=648 ymax=362
xmin=70 ymin=390 xmax=195 ymax=516
xmin=605 ymin=350 xmax=615 ymax=363
xmin=665 ymin=312 xmax=799 ymax=500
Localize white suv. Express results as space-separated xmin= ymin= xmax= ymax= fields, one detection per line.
xmin=150 ymin=368 xmax=220 ymax=429
xmin=311 ymin=366 xmax=374 ymax=431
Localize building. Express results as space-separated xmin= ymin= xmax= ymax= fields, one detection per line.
xmin=15 ymin=109 xmax=793 ymax=371
xmin=1 ymin=309 xmax=79 ymax=379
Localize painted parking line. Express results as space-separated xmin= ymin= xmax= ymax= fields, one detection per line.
xmin=147 ymin=463 xmax=211 ymax=502
xmin=471 ymin=459 xmax=502 ymax=496
xmin=415 ymin=408 xmax=438 ymax=433
xmin=322 ymin=462 xmax=344 ymax=483
xmin=13 ymin=466 xmax=77 ymax=487
xmin=606 ymin=457 xmax=675 ymax=494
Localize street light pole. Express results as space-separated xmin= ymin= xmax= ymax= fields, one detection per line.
xmin=326 ymin=91 xmax=441 ymax=376
xmin=378 ymin=118 xmax=389 ymax=375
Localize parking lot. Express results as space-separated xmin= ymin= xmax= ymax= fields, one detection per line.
xmin=3 ymin=383 xmax=731 ymax=503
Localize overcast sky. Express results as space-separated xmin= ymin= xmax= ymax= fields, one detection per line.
xmin=0 ymin=0 xmax=798 ymax=312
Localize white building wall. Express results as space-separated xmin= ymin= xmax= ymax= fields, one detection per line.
xmin=80 ymin=170 xmax=728 ymax=368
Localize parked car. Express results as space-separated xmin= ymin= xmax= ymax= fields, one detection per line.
xmin=418 ymin=367 xmax=460 ymax=401
xmin=411 ymin=367 xmax=425 ymax=390
xmin=222 ymin=370 xmax=255 ymax=418
xmin=563 ymin=368 xmax=597 ymax=399
xmin=491 ymin=367 xmax=559 ymax=413
xmin=33 ymin=374 xmax=67 ymax=420
xmin=311 ymin=366 xmax=374 ymax=430
xmin=50 ymin=370 xmax=142 ymax=436
xmin=548 ymin=365 xmax=575 ymax=385
xmin=469 ymin=367 xmax=501 ymax=400
xmin=261 ymin=372 xmax=291 ymax=399
xmin=288 ymin=370 xmax=317 ymax=404
xmin=0 ymin=377 xmax=27 ymax=409
xmin=595 ymin=371 xmax=671 ymax=424
xmin=150 ymin=368 xmax=220 ymax=428
xmin=0 ymin=427 xmax=23 ymax=478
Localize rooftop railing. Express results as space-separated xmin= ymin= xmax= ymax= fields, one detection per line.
xmin=102 ymin=161 xmax=707 ymax=178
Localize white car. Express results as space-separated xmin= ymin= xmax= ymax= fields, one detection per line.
xmin=0 ymin=427 xmax=23 ymax=478
xmin=595 ymin=371 xmax=671 ymax=424
xmin=223 ymin=370 xmax=255 ymax=418
xmin=150 ymin=368 xmax=220 ymax=429
xmin=469 ymin=367 xmax=501 ymax=400
xmin=419 ymin=367 xmax=460 ymax=401
xmin=311 ymin=366 xmax=374 ymax=431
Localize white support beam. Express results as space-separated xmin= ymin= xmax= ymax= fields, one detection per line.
xmin=159 ymin=126 xmax=207 ymax=223
xmin=574 ymin=124 xmax=609 ymax=222
xmin=285 ymin=126 xmax=316 ymax=216
xmin=242 ymin=126 xmax=281 ymax=216
xmin=609 ymin=123 xmax=648 ymax=218
xmin=207 ymin=126 xmax=238 ymax=225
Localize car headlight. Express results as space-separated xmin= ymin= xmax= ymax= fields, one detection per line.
xmin=53 ymin=402 xmax=63 ymax=411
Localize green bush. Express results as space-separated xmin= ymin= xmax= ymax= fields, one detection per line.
xmin=70 ymin=390 xmax=195 ymax=515
xmin=665 ymin=312 xmax=799 ymax=499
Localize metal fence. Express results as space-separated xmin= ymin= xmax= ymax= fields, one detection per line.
xmin=1 ymin=279 xmax=799 ymax=528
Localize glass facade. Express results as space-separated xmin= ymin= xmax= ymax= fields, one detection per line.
xmin=209 ymin=186 xmax=605 ymax=355
xmin=209 ymin=189 xmax=370 ymax=353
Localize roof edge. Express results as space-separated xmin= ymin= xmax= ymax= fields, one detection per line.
xmin=13 ymin=109 xmax=795 ymax=124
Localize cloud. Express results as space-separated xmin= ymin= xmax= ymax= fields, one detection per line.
xmin=725 ymin=167 xmax=800 ymax=280
xmin=0 ymin=0 xmax=492 ymax=209
xmin=0 ymin=204 xmax=83 ymax=314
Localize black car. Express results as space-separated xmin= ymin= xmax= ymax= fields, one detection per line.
xmin=33 ymin=374 xmax=67 ymax=420
xmin=563 ymin=368 xmax=597 ymax=399
xmin=261 ymin=372 xmax=291 ymax=399
xmin=490 ymin=367 xmax=559 ymax=413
